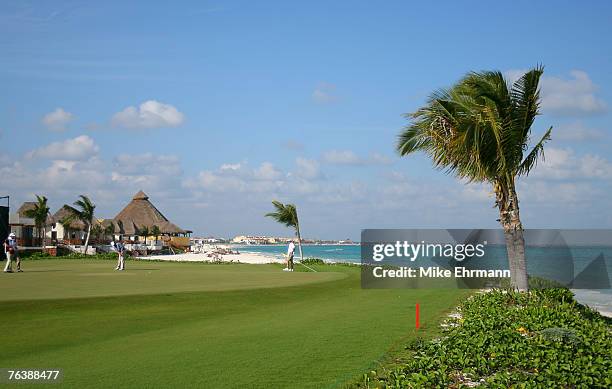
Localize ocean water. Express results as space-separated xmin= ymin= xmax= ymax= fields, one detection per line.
xmin=235 ymin=244 xmax=362 ymax=263
xmin=235 ymin=244 xmax=611 ymax=316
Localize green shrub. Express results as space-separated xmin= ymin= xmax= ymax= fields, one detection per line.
xmin=360 ymin=288 xmax=612 ymax=388
xmin=24 ymin=252 xmax=130 ymax=261
xmin=21 ymin=251 xmax=52 ymax=259
xmin=301 ymin=257 xmax=326 ymax=265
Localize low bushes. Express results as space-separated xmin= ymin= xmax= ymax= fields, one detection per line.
xmin=23 ymin=252 xmax=127 ymax=261
xmin=359 ymin=288 xmax=612 ymax=388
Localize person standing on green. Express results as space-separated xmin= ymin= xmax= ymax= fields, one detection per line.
xmin=116 ymin=239 xmax=126 ymax=271
xmin=283 ymin=240 xmax=295 ymax=272
xmin=3 ymin=233 xmax=19 ymax=273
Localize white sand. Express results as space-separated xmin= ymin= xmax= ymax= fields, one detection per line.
xmin=144 ymin=251 xmax=282 ymax=264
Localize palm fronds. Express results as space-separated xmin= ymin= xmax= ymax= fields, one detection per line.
xmin=265 ymin=200 xmax=299 ymax=229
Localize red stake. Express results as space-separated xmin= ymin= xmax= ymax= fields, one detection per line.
xmin=415 ymin=303 xmax=420 ymax=329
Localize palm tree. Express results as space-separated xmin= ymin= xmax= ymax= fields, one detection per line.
xmin=91 ymin=224 xmax=103 ymax=244
xmin=397 ymin=67 xmax=551 ymax=291
xmin=138 ymin=225 xmax=150 ymax=245
xmin=151 ymin=225 xmax=161 ymax=245
xmin=265 ymin=200 xmax=304 ymax=263
xmin=64 ymin=195 xmax=96 ymax=255
xmin=104 ymin=223 xmax=115 ymax=243
xmin=23 ymin=195 xmax=50 ymax=248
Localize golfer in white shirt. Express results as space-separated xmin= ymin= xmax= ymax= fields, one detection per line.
xmin=284 ymin=240 xmax=295 ymax=272
xmin=3 ymin=233 xmax=18 ymax=273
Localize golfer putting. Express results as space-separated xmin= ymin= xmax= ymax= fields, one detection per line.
xmin=283 ymin=240 xmax=295 ymax=272
xmin=113 ymin=239 xmax=126 ymax=271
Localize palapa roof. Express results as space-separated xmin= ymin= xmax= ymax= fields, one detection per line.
xmin=51 ymin=205 xmax=87 ymax=230
xmin=113 ymin=191 xmax=186 ymax=235
xmin=15 ymin=202 xmax=53 ymax=225
xmin=17 ymin=202 xmax=37 ymax=217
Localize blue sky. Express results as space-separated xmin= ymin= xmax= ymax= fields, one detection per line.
xmin=1 ymin=1 xmax=611 ymax=239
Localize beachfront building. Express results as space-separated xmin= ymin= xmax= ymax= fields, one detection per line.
xmin=191 ymin=237 xmax=227 ymax=245
xmin=48 ymin=205 xmax=88 ymax=245
xmin=8 ymin=202 xmax=50 ymax=246
xmin=112 ymin=191 xmax=191 ymax=248
xmin=232 ymin=235 xmax=293 ymax=245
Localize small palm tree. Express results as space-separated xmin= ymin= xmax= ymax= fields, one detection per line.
xmin=91 ymin=224 xmax=103 ymax=244
xmin=265 ymin=200 xmax=304 ymax=263
xmin=138 ymin=225 xmax=150 ymax=245
xmin=397 ymin=66 xmax=551 ymax=291
xmin=151 ymin=225 xmax=161 ymax=244
xmin=104 ymin=223 xmax=115 ymax=243
xmin=64 ymin=195 xmax=96 ymax=254
xmin=23 ymin=195 xmax=50 ymax=248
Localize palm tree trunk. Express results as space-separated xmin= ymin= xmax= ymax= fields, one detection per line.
xmin=496 ymin=183 xmax=529 ymax=291
xmin=83 ymin=223 xmax=91 ymax=255
xmin=295 ymin=223 xmax=304 ymax=263
xmin=42 ymin=227 xmax=46 ymax=248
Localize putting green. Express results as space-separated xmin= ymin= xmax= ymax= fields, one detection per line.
xmin=0 ymin=260 xmax=346 ymax=301
xmin=0 ymin=259 xmax=470 ymax=388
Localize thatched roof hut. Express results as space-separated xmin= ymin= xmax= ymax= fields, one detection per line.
xmin=17 ymin=202 xmax=37 ymax=217
xmin=51 ymin=205 xmax=87 ymax=230
xmin=113 ymin=191 xmax=187 ymax=236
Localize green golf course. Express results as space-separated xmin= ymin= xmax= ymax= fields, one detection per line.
xmin=0 ymin=259 xmax=470 ymax=388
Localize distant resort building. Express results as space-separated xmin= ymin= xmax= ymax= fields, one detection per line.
xmin=232 ymin=235 xmax=293 ymax=245
xmin=7 ymin=202 xmax=50 ymax=246
xmin=49 ymin=204 xmax=88 ymax=244
xmin=8 ymin=190 xmax=191 ymax=250
xmin=112 ymin=191 xmax=187 ymax=236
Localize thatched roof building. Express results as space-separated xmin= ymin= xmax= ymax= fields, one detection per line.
xmin=13 ymin=201 xmax=53 ymax=226
xmin=17 ymin=202 xmax=36 ymax=217
xmin=113 ymin=191 xmax=188 ymax=236
xmin=51 ymin=205 xmax=87 ymax=230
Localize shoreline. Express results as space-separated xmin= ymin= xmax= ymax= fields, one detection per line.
xmin=144 ymin=251 xmax=283 ymax=265
xmin=571 ymin=289 xmax=612 ymax=318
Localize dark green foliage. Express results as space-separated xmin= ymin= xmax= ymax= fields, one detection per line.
xmin=363 ymin=289 xmax=612 ymax=388
xmin=23 ymin=252 xmax=127 ymax=261
xmin=301 ymin=257 xmax=325 ymax=265
xmin=265 ymin=200 xmax=299 ymax=229
xmin=397 ymin=67 xmax=551 ymax=182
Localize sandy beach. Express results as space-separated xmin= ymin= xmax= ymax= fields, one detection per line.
xmin=572 ymin=289 xmax=612 ymax=318
xmin=144 ymin=251 xmax=282 ymax=264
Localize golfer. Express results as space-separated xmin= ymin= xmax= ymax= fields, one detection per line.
xmin=3 ymin=233 xmax=18 ymax=273
xmin=284 ymin=240 xmax=295 ymax=272
xmin=114 ymin=239 xmax=126 ymax=271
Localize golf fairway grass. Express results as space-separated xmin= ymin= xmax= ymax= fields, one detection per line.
xmin=0 ymin=260 xmax=470 ymax=388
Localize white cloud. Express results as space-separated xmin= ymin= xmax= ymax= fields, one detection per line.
xmin=506 ymin=69 xmax=606 ymax=116
xmin=294 ymin=157 xmax=321 ymax=179
xmin=531 ymin=147 xmax=612 ymax=180
xmin=220 ymin=163 xmax=242 ymax=172
xmin=254 ymin=162 xmax=283 ymax=180
xmin=541 ymin=70 xmax=607 ymax=115
xmin=185 ymin=161 xmax=286 ymax=193
xmin=42 ymin=108 xmax=74 ymax=131
xmin=321 ymin=150 xmax=393 ymax=166
xmin=312 ymin=82 xmax=338 ymax=104
xmin=111 ymin=100 xmax=185 ymax=129
xmin=111 ymin=153 xmax=183 ymax=193
xmin=322 ymin=150 xmax=361 ymax=165
xmin=554 ymin=122 xmax=605 ymax=141
xmin=26 ymin=135 xmax=99 ymax=161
